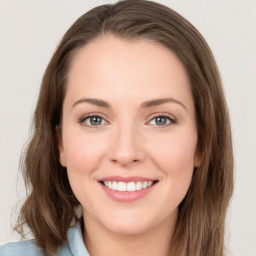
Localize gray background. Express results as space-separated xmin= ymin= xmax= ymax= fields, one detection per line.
xmin=0 ymin=1 xmax=255 ymax=255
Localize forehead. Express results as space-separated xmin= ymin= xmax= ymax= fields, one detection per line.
xmin=65 ymin=35 xmax=193 ymax=107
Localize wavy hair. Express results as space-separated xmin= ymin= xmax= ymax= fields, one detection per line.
xmin=15 ymin=1 xmax=233 ymax=255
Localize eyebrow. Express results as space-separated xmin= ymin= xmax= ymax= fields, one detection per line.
xmin=72 ymin=98 xmax=110 ymax=108
xmin=141 ymin=98 xmax=187 ymax=110
xmin=72 ymin=97 xmax=186 ymax=110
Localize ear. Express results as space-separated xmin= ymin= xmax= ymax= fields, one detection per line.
xmin=194 ymin=145 xmax=202 ymax=168
xmin=56 ymin=125 xmax=67 ymax=167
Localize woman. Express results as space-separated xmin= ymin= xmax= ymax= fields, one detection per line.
xmin=0 ymin=0 xmax=233 ymax=255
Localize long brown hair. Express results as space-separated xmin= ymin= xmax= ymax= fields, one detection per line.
xmin=15 ymin=1 xmax=233 ymax=255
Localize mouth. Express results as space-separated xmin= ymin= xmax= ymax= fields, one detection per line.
xmin=100 ymin=180 xmax=158 ymax=192
xmin=98 ymin=176 xmax=159 ymax=202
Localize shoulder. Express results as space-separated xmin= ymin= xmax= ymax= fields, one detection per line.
xmin=0 ymin=240 xmax=44 ymax=256
xmin=0 ymin=221 xmax=86 ymax=256
xmin=0 ymin=240 xmax=72 ymax=256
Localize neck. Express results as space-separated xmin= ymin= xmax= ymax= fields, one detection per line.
xmin=83 ymin=213 xmax=176 ymax=256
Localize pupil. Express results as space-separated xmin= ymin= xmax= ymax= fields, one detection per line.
xmin=91 ymin=116 xmax=102 ymax=125
xmin=156 ymin=117 xmax=167 ymax=125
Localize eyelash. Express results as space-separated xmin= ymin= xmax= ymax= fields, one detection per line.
xmin=79 ymin=113 xmax=108 ymax=128
xmin=79 ymin=113 xmax=176 ymax=128
xmin=147 ymin=113 xmax=177 ymax=127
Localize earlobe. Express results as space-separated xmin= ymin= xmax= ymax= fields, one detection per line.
xmin=56 ymin=125 xmax=67 ymax=167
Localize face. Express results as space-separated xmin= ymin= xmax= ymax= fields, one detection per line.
xmin=58 ymin=35 xmax=201 ymax=237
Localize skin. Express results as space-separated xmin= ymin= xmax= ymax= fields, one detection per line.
xmin=57 ymin=35 xmax=201 ymax=256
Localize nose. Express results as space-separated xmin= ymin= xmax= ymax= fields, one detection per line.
xmin=109 ymin=123 xmax=146 ymax=167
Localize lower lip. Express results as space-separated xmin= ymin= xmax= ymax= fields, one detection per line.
xmin=99 ymin=182 xmax=157 ymax=202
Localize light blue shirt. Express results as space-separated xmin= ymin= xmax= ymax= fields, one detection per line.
xmin=0 ymin=222 xmax=90 ymax=256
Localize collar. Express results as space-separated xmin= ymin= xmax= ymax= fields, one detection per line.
xmin=67 ymin=221 xmax=90 ymax=256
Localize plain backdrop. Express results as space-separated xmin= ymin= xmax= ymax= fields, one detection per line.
xmin=0 ymin=0 xmax=255 ymax=255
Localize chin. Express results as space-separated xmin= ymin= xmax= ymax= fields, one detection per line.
xmin=97 ymin=209 xmax=168 ymax=236
xmin=104 ymin=220 xmax=153 ymax=236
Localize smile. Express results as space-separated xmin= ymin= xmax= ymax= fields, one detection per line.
xmin=102 ymin=181 xmax=155 ymax=192
xmin=99 ymin=176 xmax=158 ymax=202
xmin=99 ymin=176 xmax=159 ymax=202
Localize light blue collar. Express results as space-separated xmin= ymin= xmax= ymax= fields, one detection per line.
xmin=67 ymin=221 xmax=90 ymax=256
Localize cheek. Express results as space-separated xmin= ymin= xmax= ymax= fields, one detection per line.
xmin=143 ymin=131 xmax=197 ymax=218
xmin=149 ymin=131 xmax=197 ymax=185
xmin=62 ymin=132 xmax=109 ymax=208
xmin=62 ymin=131 xmax=108 ymax=175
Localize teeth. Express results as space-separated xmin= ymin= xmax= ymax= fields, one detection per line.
xmin=136 ymin=182 xmax=142 ymax=191
xmin=112 ymin=181 xmax=118 ymax=190
xmin=127 ymin=182 xmax=136 ymax=192
xmin=142 ymin=181 xmax=147 ymax=189
xmin=102 ymin=181 xmax=155 ymax=192
xmin=118 ymin=182 xmax=126 ymax=191
xmin=147 ymin=181 xmax=153 ymax=187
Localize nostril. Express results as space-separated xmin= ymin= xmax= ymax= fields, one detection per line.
xmin=110 ymin=154 xmax=141 ymax=166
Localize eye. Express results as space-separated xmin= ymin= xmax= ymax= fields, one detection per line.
xmin=148 ymin=115 xmax=176 ymax=126
xmin=80 ymin=115 xmax=107 ymax=127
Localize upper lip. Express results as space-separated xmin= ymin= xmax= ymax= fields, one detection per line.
xmin=99 ymin=176 xmax=158 ymax=182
